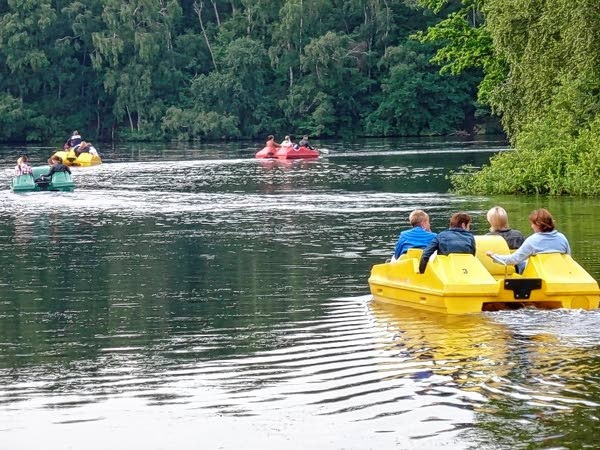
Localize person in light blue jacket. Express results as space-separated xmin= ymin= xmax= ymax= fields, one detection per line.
xmin=486 ymin=208 xmax=570 ymax=268
xmin=393 ymin=209 xmax=437 ymax=260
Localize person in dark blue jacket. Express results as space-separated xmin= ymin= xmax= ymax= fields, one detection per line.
xmin=393 ymin=209 xmax=437 ymax=259
xmin=419 ymin=212 xmax=475 ymax=273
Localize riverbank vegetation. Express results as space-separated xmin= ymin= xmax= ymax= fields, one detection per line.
xmin=0 ymin=0 xmax=496 ymax=143
xmin=425 ymin=0 xmax=600 ymax=195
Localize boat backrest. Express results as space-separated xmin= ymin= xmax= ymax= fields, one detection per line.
xmin=11 ymin=174 xmax=35 ymax=192
xmin=32 ymin=165 xmax=50 ymax=179
xmin=474 ymin=235 xmax=515 ymax=276
xmin=398 ymin=248 xmax=423 ymax=272
xmin=400 ymin=248 xmax=423 ymax=260
xmin=50 ymin=171 xmax=75 ymax=189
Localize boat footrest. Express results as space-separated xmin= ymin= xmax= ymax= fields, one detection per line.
xmin=504 ymin=278 xmax=542 ymax=299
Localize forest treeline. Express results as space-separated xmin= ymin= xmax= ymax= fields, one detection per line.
xmin=0 ymin=0 xmax=496 ymax=143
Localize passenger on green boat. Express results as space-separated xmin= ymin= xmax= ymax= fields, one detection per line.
xmin=35 ymin=155 xmax=71 ymax=185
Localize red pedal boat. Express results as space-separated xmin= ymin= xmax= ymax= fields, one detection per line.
xmin=255 ymin=145 xmax=319 ymax=160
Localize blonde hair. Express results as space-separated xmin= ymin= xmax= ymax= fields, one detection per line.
xmin=486 ymin=206 xmax=509 ymax=232
xmin=409 ymin=209 xmax=429 ymax=227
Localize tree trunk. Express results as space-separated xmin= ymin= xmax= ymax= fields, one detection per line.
xmin=194 ymin=1 xmax=218 ymax=70
xmin=126 ymin=106 xmax=134 ymax=132
xmin=462 ymin=103 xmax=476 ymax=135
xmin=210 ymin=0 xmax=220 ymax=27
xmin=96 ymin=98 xmax=101 ymax=136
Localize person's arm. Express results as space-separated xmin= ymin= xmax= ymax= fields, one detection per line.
xmin=419 ymin=236 xmax=439 ymax=273
xmin=393 ymin=234 xmax=406 ymax=260
xmin=65 ymin=165 xmax=72 ymax=174
xmin=489 ymin=237 xmax=535 ymax=265
xmin=42 ymin=166 xmax=55 ymax=178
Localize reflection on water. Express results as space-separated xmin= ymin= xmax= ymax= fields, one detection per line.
xmin=1 ymin=138 xmax=599 ymax=449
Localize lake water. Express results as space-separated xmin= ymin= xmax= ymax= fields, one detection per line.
xmin=1 ymin=138 xmax=599 ymax=449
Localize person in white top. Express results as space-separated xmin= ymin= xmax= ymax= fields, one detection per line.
xmin=280 ymin=135 xmax=293 ymax=147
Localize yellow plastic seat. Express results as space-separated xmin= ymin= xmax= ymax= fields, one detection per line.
xmin=400 ymin=248 xmax=423 ymax=260
xmin=474 ymin=235 xmax=515 ymax=276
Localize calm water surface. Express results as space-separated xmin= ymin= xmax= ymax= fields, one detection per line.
xmin=1 ymin=138 xmax=599 ymax=449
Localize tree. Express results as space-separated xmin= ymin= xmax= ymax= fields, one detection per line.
xmin=91 ymin=0 xmax=182 ymax=137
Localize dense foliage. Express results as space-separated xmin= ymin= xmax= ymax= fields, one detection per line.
xmin=423 ymin=0 xmax=600 ymax=195
xmin=0 ymin=0 xmax=493 ymax=143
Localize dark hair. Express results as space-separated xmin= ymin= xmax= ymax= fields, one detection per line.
xmin=529 ymin=208 xmax=555 ymax=232
xmin=449 ymin=212 xmax=471 ymax=228
xmin=20 ymin=155 xmax=28 ymax=163
xmin=51 ymin=155 xmax=63 ymax=163
xmin=267 ymin=135 xmax=274 ymax=140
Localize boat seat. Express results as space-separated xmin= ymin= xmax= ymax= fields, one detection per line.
xmin=50 ymin=172 xmax=75 ymax=190
xmin=398 ymin=248 xmax=424 ymax=272
xmin=400 ymin=248 xmax=423 ymax=260
xmin=12 ymin=174 xmax=35 ymax=192
xmin=474 ymin=235 xmax=515 ymax=276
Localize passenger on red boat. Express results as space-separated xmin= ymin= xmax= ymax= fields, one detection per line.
xmin=266 ymin=135 xmax=280 ymax=149
xmin=280 ymin=135 xmax=293 ymax=147
xmin=264 ymin=135 xmax=280 ymax=157
xmin=295 ymin=135 xmax=315 ymax=151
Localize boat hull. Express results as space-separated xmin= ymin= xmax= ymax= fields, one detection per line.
xmin=53 ymin=149 xmax=102 ymax=167
xmin=255 ymin=146 xmax=319 ymax=159
xmin=369 ymin=235 xmax=600 ymax=314
xmin=276 ymin=146 xmax=319 ymax=159
xmin=255 ymin=146 xmax=278 ymax=158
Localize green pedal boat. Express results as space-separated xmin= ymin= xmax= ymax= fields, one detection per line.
xmin=11 ymin=166 xmax=75 ymax=193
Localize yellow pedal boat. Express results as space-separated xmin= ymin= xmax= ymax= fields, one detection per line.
xmin=52 ymin=149 xmax=102 ymax=167
xmin=368 ymin=235 xmax=600 ymax=314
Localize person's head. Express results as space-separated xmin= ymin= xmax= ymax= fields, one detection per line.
xmin=72 ymin=130 xmax=79 ymax=135
xmin=50 ymin=155 xmax=62 ymax=164
xmin=408 ymin=209 xmax=430 ymax=229
xmin=267 ymin=135 xmax=274 ymax=140
xmin=303 ymin=135 xmax=308 ymax=140
xmin=285 ymin=135 xmax=290 ymax=140
xmin=529 ymin=208 xmax=555 ymax=232
xmin=80 ymin=141 xmax=88 ymax=148
xmin=449 ymin=212 xmax=472 ymax=230
xmin=17 ymin=155 xmax=27 ymax=165
xmin=486 ymin=206 xmax=509 ymax=232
